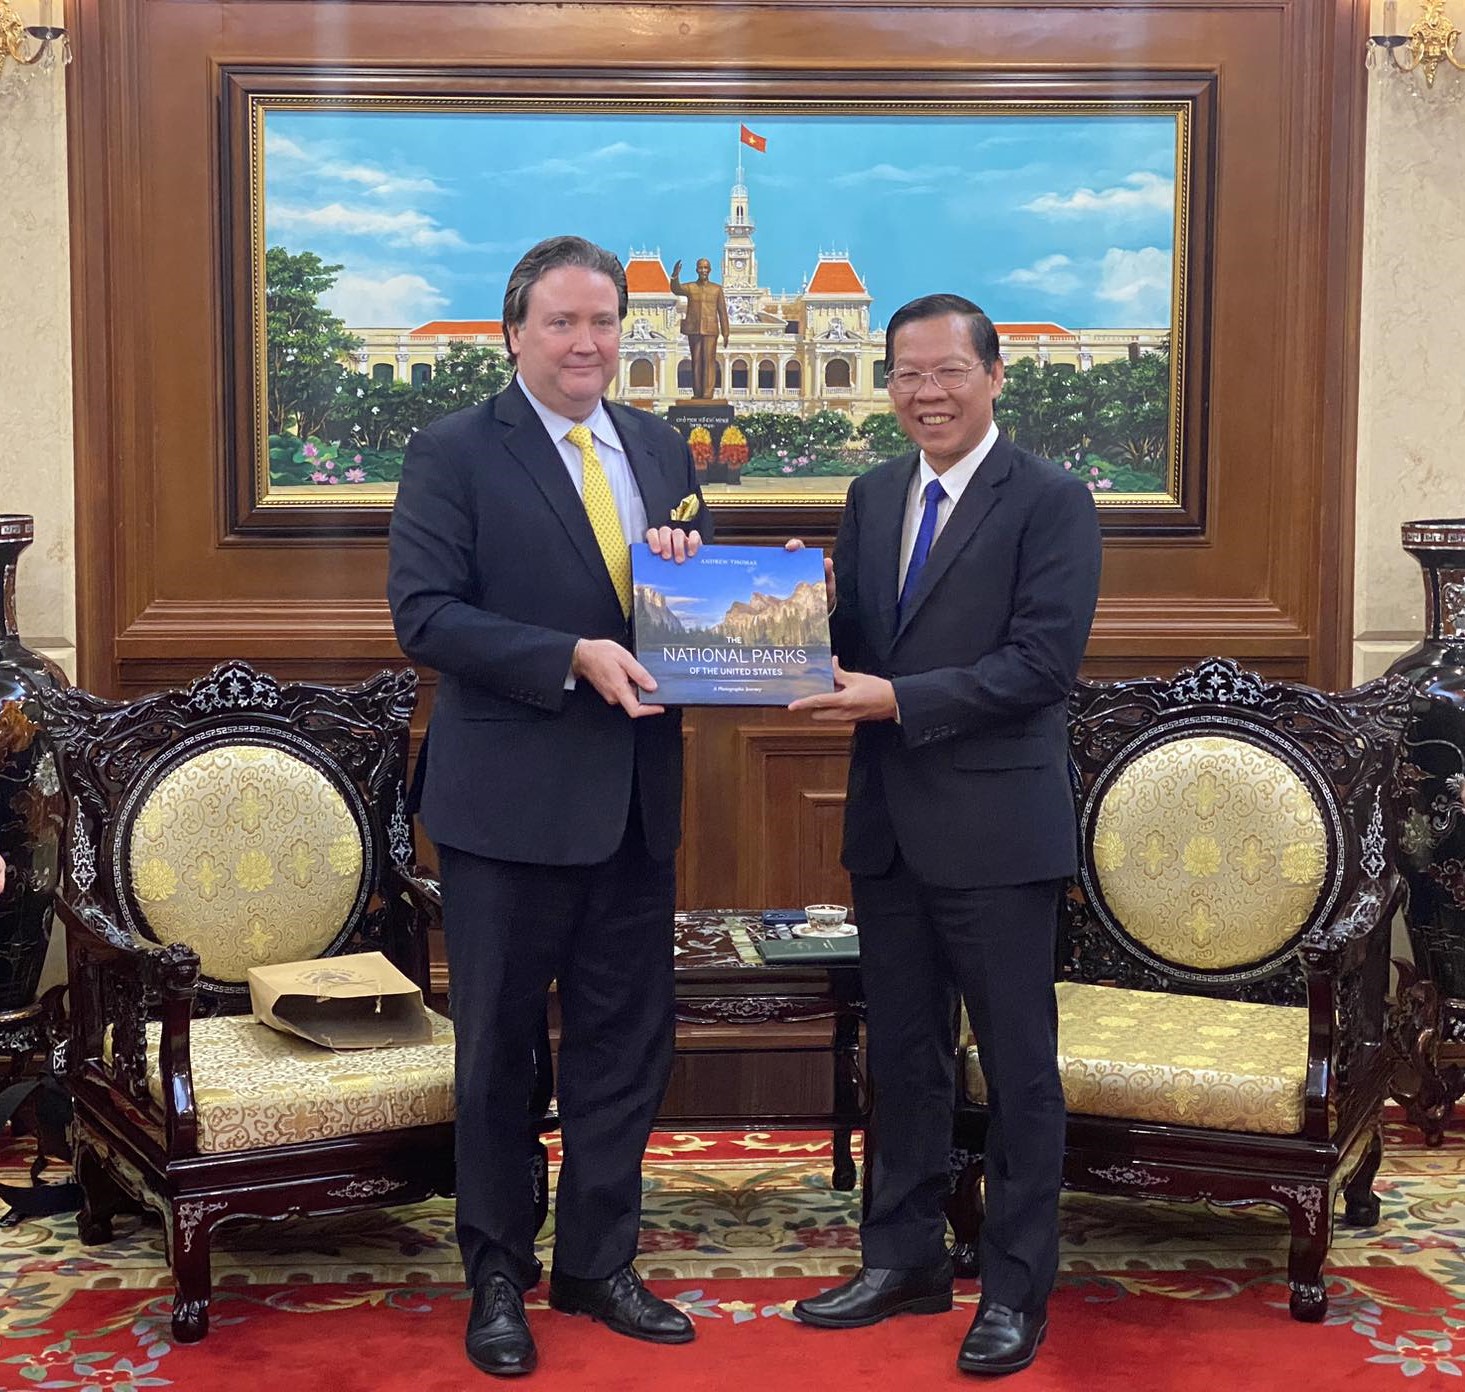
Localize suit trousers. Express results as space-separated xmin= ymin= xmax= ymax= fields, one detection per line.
xmin=853 ymin=855 xmax=1065 ymax=1312
xmin=438 ymin=809 xmax=677 ymax=1293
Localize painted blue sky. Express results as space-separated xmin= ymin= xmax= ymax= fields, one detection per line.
xmin=632 ymin=542 xmax=827 ymax=630
xmin=264 ymin=110 xmax=1178 ymax=331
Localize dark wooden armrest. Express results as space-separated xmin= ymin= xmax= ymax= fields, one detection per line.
xmin=1298 ymin=877 xmax=1400 ymax=973
xmin=57 ymin=893 xmax=202 ymax=1153
xmin=386 ymin=865 xmax=442 ymax=997
xmin=58 ymin=891 xmax=156 ymax=1066
xmin=396 ymin=865 xmax=441 ymax=916
xmin=1295 ymin=876 xmax=1401 ymax=1139
xmin=56 ymin=891 xmax=146 ymax=958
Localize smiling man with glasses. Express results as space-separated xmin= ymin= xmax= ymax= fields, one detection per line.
xmin=886 ymin=363 xmax=983 ymax=394
xmin=789 ymin=292 xmax=1102 ymax=1377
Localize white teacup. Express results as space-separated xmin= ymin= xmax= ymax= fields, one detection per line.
xmin=797 ymin=903 xmax=854 ymax=936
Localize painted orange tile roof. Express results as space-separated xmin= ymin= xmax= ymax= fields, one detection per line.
xmin=410 ymin=320 xmax=503 ymax=337
xmin=994 ymin=322 xmax=1073 ymax=337
xmin=806 ymin=260 xmax=867 ymax=295
xmin=626 ymin=258 xmax=671 ymax=294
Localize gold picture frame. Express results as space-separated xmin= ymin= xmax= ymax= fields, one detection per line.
xmin=223 ymin=71 xmax=1212 ymax=539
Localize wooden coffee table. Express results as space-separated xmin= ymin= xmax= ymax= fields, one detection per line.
xmin=668 ymin=910 xmax=866 ymax=1190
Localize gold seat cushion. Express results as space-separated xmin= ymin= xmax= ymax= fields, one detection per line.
xmin=1090 ymin=734 xmax=1329 ymax=970
xmin=135 ymin=1010 xmax=456 ymax=1154
xmin=963 ymin=981 xmax=1310 ymax=1135
xmin=127 ymin=744 xmax=366 ymax=982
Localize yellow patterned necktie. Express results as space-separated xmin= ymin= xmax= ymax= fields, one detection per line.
xmin=565 ymin=423 xmax=632 ymax=617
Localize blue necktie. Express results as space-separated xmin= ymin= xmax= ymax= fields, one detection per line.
xmin=898 ymin=478 xmax=947 ymax=619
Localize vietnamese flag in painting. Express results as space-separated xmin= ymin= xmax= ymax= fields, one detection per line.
xmin=739 ymin=124 xmax=767 ymax=152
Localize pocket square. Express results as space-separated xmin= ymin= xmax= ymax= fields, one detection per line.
xmin=670 ymin=493 xmax=701 ymax=524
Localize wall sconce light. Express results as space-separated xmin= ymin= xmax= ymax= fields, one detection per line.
xmin=1367 ymin=1 xmax=1465 ymax=92
xmin=0 ymin=0 xmax=71 ymax=77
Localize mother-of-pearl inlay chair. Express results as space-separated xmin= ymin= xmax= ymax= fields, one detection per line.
xmin=42 ymin=662 xmax=460 ymax=1343
xmin=947 ymin=658 xmax=1409 ymax=1321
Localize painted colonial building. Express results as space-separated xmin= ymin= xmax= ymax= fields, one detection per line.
xmin=345 ymin=161 xmax=1166 ymax=423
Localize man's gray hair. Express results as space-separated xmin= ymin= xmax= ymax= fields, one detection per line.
xmin=501 ymin=236 xmax=628 ymax=362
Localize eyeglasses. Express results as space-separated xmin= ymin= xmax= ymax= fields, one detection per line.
xmin=886 ymin=364 xmax=978 ymax=395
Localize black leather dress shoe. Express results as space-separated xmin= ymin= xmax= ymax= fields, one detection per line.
xmin=465 ymin=1275 xmax=537 ymax=1377
xmin=957 ymin=1301 xmax=1047 ymax=1376
xmin=549 ymin=1265 xmax=695 ymax=1344
xmin=792 ymin=1259 xmax=954 ymax=1328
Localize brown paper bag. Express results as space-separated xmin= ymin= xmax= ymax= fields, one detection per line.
xmin=247 ymin=951 xmax=433 ymax=1049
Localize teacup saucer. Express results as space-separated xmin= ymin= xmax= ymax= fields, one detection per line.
xmin=792 ymin=922 xmax=858 ymax=937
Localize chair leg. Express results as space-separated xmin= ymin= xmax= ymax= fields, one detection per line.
xmin=945 ymin=1149 xmax=984 ymax=1279
xmin=1342 ymin=1130 xmax=1384 ymax=1228
xmin=831 ymin=1125 xmax=857 ymax=1192
xmin=859 ymin=1130 xmax=873 ymax=1222
xmin=1281 ymin=1182 xmax=1333 ymax=1322
xmin=831 ymin=1007 xmax=861 ymax=1192
xmin=74 ymin=1139 xmax=129 ymax=1246
xmin=167 ymin=1202 xmax=218 ymax=1343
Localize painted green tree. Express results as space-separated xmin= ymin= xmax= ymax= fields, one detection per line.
xmin=264 ymin=247 xmax=361 ymax=441
xmin=323 ymin=342 xmax=513 ymax=453
xmin=998 ymin=343 xmax=1171 ymax=492
xmin=266 ymin=248 xmax=512 ymax=485
xmin=856 ymin=411 xmax=913 ymax=457
xmin=423 ymin=341 xmax=514 ymax=408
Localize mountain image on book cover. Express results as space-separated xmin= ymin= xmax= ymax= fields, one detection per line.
xmin=631 ymin=543 xmax=835 ymax=705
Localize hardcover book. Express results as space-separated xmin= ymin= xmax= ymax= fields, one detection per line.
xmin=631 ymin=543 xmax=835 ymax=706
xmin=755 ymin=936 xmax=861 ymax=965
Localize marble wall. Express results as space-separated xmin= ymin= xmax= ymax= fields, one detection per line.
xmin=0 ymin=37 xmax=75 ymax=679
xmin=1353 ymin=73 xmax=1465 ymax=682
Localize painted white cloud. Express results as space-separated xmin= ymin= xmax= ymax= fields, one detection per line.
xmin=269 ymin=202 xmax=478 ymax=251
xmin=1000 ymin=254 xmax=1081 ymax=296
xmin=1022 ymin=171 xmax=1174 ymax=218
xmin=586 ymin=141 xmax=643 ymax=161
xmin=500 ymin=142 xmax=647 ymax=180
xmin=830 ymin=162 xmax=960 ymax=189
xmin=266 ymin=130 xmax=447 ymax=197
xmin=321 ymin=271 xmax=448 ymax=326
xmin=973 ymin=133 xmax=1031 ymax=151
xmin=1095 ymin=247 xmax=1171 ymax=323
xmin=317 ymin=161 xmax=444 ymax=197
xmin=265 ymin=131 xmax=309 ymax=162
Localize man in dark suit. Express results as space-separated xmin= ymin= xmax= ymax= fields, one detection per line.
xmin=388 ymin=235 xmax=712 ymax=1378
xmin=789 ymin=294 xmax=1101 ymax=1376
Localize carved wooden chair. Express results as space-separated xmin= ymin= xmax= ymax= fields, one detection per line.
xmin=947 ymin=658 xmax=1410 ymax=1321
xmin=43 ymin=662 xmax=459 ymax=1342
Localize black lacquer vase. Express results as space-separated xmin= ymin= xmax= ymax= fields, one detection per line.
xmin=0 ymin=516 xmax=67 ymax=1055
xmin=1390 ymin=519 xmax=1465 ymax=1020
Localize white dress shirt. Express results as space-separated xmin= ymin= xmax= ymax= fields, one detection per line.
xmin=897 ymin=420 xmax=1000 ymax=592
xmin=518 ymin=381 xmax=649 ymax=544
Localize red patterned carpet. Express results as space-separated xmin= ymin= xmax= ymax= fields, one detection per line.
xmin=3 ymin=1121 xmax=1465 ymax=1389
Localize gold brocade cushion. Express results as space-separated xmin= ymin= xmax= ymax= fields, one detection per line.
xmin=134 ymin=1011 xmax=456 ymax=1154
xmin=964 ymin=981 xmax=1310 ymax=1135
xmin=1090 ymin=735 xmax=1329 ymax=970
xmin=127 ymin=744 xmax=366 ymax=982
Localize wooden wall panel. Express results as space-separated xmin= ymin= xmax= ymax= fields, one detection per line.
xmin=68 ymin=0 xmax=1370 ymax=912
xmin=734 ymin=725 xmax=853 ymax=910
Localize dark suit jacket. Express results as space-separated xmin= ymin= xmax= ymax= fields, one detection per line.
xmin=387 ymin=378 xmax=712 ymax=866
xmin=831 ymin=432 xmax=1101 ymax=890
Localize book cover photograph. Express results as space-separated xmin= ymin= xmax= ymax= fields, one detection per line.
xmin=631 ymin=543 xmax=834 ymax=706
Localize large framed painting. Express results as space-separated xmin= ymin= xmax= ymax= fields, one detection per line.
xmin=222 ymin=71 xmax=1213 ymax=539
